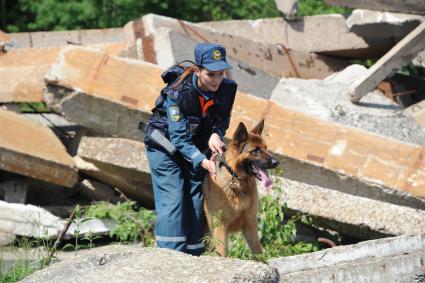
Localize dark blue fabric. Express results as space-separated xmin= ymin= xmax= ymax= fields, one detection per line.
xmin=147 ymin=146 xmax=206 ymax=256
xmin=194 ymin=43 xmax=232 ymax=71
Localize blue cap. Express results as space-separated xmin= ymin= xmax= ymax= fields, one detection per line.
xmin=194 ymin=43 xmax=233 ymax=71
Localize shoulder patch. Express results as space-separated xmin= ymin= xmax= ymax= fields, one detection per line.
xmin=169 ymin=105 xmax=181 ymax=122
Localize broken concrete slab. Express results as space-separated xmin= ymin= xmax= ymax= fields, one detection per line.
xmin=271 ymin=66 xmax=425 ymax=146
xmin=76 ymin=137 xmax=153 ymax=207
xmin=0 ymin=109 xmax=78 ymax=187
xmin=0 ymin=44 xmax=129 ymax=103
xmin=44 ymin=46 xmax=164 ymax=141
xmin=128 ymin=14 xmax=350 ymax=80
xmin=326 ymin=0 xmax=425 ymax=15
xmin=347 ymin=20 xmax=425 ymax=102
xmin=269 ymin=235 xmax=425 ymax=282
xmin=21 ymin=245 xmax=279 ymax=282
xmin=406 ymin=99 xmax=425 ymax=134
xmin=9 ymin=28 xmax=126 ymax=49
xmin=347 ymin=9 xmax=423 ymax=39
xmin=274 ymin=177 xmax=425 ymax=239
xmin=199 ymin=15 xmax=397 ymax=59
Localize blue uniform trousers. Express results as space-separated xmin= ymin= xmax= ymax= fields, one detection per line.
xmin=146 ymin=146 xmax=206 ymax=256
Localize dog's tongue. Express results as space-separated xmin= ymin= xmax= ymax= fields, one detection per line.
xmin=258 ymin=168 xmax=273 ymax=190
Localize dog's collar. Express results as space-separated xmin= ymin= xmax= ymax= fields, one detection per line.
xmin=218 ymin=155 xmax=239 ymax=180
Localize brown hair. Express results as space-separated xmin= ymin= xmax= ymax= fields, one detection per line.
xmin=172 ymin=65 xmax=199 ymax=89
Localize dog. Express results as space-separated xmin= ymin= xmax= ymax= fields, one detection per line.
xmin=202 ymin=120 xmax=279 ymax=256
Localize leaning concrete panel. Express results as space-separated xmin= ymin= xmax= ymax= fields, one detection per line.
xmin=10 ymin=28 xmax=125 ymax=49
xmin=0 ymin=43 xmax=129 ymax=103
xmin=76 ymin=137 xmax=153 ymax=207
xmin=199 ymin=15 xmax=396 ymax=58
xmin=269 ymin=235 xmax=425 ymax=282
xmin=129 ymin=14 xmax=349 ymax=79
xmin=326 ymin=0 xmax=425 ymax=15
xmin=0 ymin=109 xmax=77 ymax=187
xmin=275 ymin=177 xmax=425 ymax=239
xmin=347 ymin=20 xmax=425 ymax=102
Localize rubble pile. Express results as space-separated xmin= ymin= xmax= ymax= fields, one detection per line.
xmin=1 ymin=0 xmax=424 ymax=281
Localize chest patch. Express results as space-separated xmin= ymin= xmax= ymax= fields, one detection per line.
xmin=169 ymin=105 xmax=181 ymax=122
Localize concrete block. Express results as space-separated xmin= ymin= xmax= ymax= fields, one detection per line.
xmin=44 ymin=46 xmax=164 ymax=141
xmin=347 ymin=20 xmax=425 ymax=102
xmin=347 ymin=9 xmax=423 ymax=39
xmin=9 ymin=28 xmax=126 ymax=49
xmin=0 ymin=109 xmax=78 ymax=187
xmin=199 ymin=15 xmax=396 ymax=58
xmin=269 ymin=235 xmax=425 ymax=282
xmin=271 ymin=69 xmax=425 ymax=146
xmin=326 ymin=0 xmax=425 ymax=15
xmin=65 ymin=218 xmax=116 ymax=240
xmin=76 ymin=137 xmax=153 ymax=207
xmin=274 ymin=177 xmax=425 ymax=239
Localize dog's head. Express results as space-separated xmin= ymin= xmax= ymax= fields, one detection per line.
xmin=229 ymin=120 xmax=279 ymax=188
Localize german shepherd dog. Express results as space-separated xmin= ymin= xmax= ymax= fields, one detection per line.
xmin=202 ymin=120 xmax=279 ymax=256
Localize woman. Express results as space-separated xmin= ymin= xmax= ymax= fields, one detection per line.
xmin=144 ymin=43 xmax=237 ymax=256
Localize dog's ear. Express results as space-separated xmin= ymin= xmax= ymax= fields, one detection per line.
xmin=233 ymin=122 xmax=248 ymax=145
xmin=250 ymin=119 xmax=264 ymax=136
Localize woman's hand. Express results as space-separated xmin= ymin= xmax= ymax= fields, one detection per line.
xmin=208 ymin=133 xmax=225 ymax=156
xmin=201 ymin=154 xmax=217 ymax=181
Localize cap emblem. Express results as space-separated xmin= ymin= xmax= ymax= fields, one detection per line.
xmin=212 ymin=49 xmax=222 ymax=61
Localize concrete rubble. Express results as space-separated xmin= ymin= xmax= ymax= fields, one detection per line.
xmin=1 ymin=2 xmax=425 ymax=281
xmin=0 ymin=108 xmax=77 ymax=187
xmin=21 ymin=244 xmax=279 ymax=283
xmin=272 ymin=177 xmax=425 ymax=239
xmin=269 ymin=235 xmax=425 ymax=282
xmin=76 ymin=137 xmax=154 ymax=208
